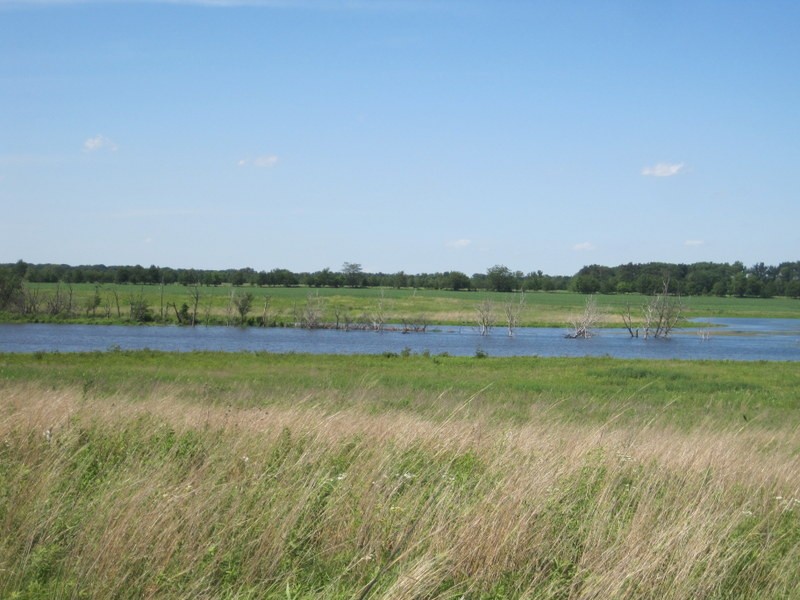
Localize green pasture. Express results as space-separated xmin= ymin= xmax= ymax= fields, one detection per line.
xmin=2 ymin=351 xmax=797 ymax=429
xmin=7 ymin=282 xmax=799 ymax=326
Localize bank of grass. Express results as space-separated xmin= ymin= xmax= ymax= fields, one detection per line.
xmin=1 ymin=353 xmax=799 ymax=598
xmin=2 ymin=351 xmax=799 ymax=428
xmin=7 ymin=283 xmax=799 ymax=327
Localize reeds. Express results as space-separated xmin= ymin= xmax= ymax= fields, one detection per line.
xmin=1 ymin=382 xmax=798 ymax=598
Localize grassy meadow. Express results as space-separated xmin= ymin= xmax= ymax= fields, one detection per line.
xmin=2 ymin=351 xmax=799 ymax=598
xmin=8 ymin=282 xmax=800 ymax=327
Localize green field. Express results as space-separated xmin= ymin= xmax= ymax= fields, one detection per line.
xmin=2 ymin=352 xmax=799 ymax=598
xmin=6 ymin=282 xmax=799 ymax=327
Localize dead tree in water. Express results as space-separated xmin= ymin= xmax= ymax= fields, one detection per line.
xmin=475 ymin=300 xmax=495 ymax=336
xmin=621 ymin=279 xmax=684 ymax=339
xmin=566 ymin=294 xmax=601 ymax=338
xmin=642 ymin=279 xmax=683 ymax=339
xmin=621 ymin=302 xmax=638 ymax=338
xmin=371 ymin=290 xmax=386 ymax=331
xmin=503 ymin=291 xmax=525 ymax=337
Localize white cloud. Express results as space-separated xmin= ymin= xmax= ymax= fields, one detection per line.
xmin=83 ymin=134 xmax=118 ymax=152
xmin=684 ymin=239 xmax=704 ymax=246
xmin=446 ymin=239 xmax=472 ymax=249
xmin=573 ymin=242 xmax=595 ymax=251
xmin=238 ymin=154 xmax=279 ymax=168
xmin=641 ymin=162 xmax=684 ymax=177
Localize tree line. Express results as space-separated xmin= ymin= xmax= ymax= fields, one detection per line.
xmin=1 ymin=259 xmax=799 ymax=303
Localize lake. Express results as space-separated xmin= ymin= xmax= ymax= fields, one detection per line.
xmin=1 ymin=318 xmax=799 ymax=360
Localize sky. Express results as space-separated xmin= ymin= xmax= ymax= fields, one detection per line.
xmin=1 ymin=0 xmax=798 ymax=276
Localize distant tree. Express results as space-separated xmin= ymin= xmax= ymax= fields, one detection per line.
xmin=128 ymin=291 xmax=152 ymax=323
xmin=572 ymin=275 xmax=601 ymax=294
xmin=231 ymin=270 xmax=247 ymax=287
xmin=12 ymin=260 xmax=28 ymax=279
xmin=486 ymin=265 xmax=516 ymax=292
xmin=711 ymin=280 xmax=729 ymax=297
xmin=391 ymin=271 xmax=408 ymax=289
xmin=147 ymin=265 xmax=161 ymax=285
xmin=445 ymin=271 xmax=472 ymax=291
xmin=309 ymin=268 xmax=340 ymax=288
xmin=0 ymin=267 xmax=24 ymax=310
xmin=233 ymin=291 xmax=254 ymax=325
xmin=342 ymin=262 xmax=363 ymax=287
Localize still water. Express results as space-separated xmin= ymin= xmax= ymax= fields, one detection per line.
xmin=1 ymin=319 xmax=799 ymax=361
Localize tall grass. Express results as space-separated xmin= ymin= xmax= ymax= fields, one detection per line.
xmin=2 ymin=378 xmax=798 ymax=598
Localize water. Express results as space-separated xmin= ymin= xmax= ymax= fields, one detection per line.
xmin=1 ymin=319 xmax=799 ymax=360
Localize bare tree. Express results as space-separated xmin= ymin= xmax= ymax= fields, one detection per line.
xmin=621 ymin=302 xmax=639 ymax=338
xmin=112 ymin=290 xmax=121 ymax=318
xmin=333 ymin=305 xmax=351 ymax=330
xmin=371 ymin=290 xmax=386 ymax=331
xmin=566 ymin=294 xmax=601 ymax=338
xmin=189 ymin=284 xmax=202 ymax=327
xmin=225 ymin=290 xmax=235 ymax=326
xmin=642 ymin=279 xmax=684 ymax=339
xmin=503 ymin=291 xmax=525 ymax=337
xmin=475 ymin=300 xmax=495 ymax=336
xmin=621 ymin=279 xmax=685 ymax=339
xmin=23 ymin=286 xmax=41 ymax=316
xmin=159 ymin=279 xmax=165 ymax=322
xmin=401 ymin=314 xmax=429 ymax=333
xmin=66 ymin=283 xmax=74 ymax=315
xmin=303 ymin=292 xmax=325 ymax=328
xmin=260 ymin=295 xmax=272 ymax=327
xmin=85 ymin=286 xmax=101 ymax=318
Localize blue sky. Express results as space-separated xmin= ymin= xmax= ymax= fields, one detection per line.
xmin=1 ymin=0 xmax=798 ymax=276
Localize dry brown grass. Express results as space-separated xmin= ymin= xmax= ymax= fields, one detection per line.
xmin=2 ymin=382 xmax=799 ymax=598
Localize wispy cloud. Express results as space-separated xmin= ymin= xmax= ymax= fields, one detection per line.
xmin=641 ymin=162 xmax=684 ymax=177
xmin=238 ymin=154 xmax=279 ymax=168
xmin=684 ymin=239 xmax=704 ymax=247
xmin=446 ymin=239 xmax=472 ymax=249
xmin=573 ymin=242 xmax=595 ymax=251
xmin=83 ymin=134 xmax=118 ymax=153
